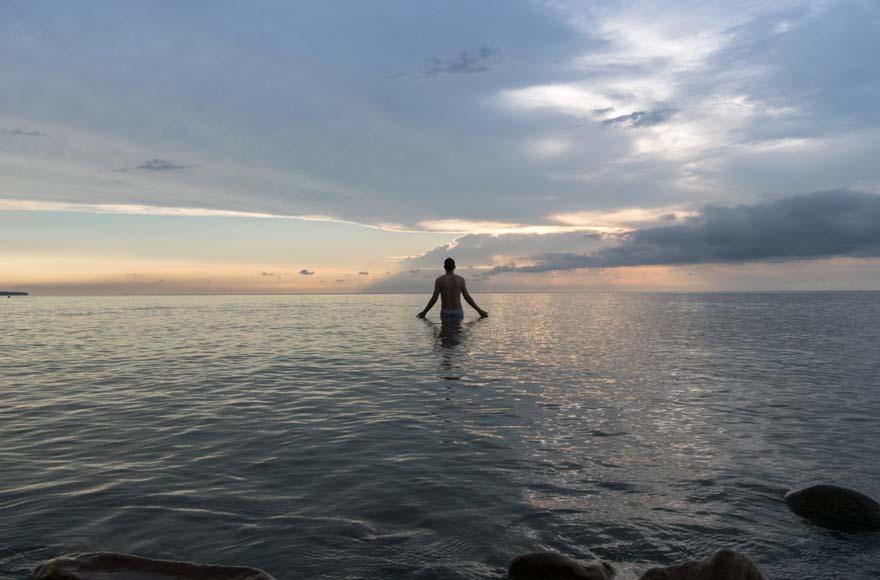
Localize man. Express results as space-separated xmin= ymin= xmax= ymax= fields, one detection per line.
xmin=417 ymin=258 xmax=488 ymax=320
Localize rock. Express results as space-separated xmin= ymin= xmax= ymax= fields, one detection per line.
xmin=638 ymin=549 xmax=765 ymax=580
xmin=785 ymin=484 xmax=880 ymax=531
xmin=508 ymin=552 xmax=616 ymax=580
xmin=33 ymin=552 xmax=276 ymax=580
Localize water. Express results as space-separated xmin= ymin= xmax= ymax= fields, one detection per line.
xmin=2 ymin=293 xmax=879 ymax=579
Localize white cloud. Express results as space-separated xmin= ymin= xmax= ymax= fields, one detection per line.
xmin=416 ymin=218 xmax=588 ymax=235
xmin=523 ymin=137 xmax=574 ymax=158
xmin=0 ymin=198 xmax=416 ymax=232
xmin=551 ymin=205 xmax=695 ymax=228
xmin=499 ymin=83 xmax=619 ymax=118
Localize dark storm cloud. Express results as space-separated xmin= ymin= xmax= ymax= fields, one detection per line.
xmin=427 ymin=45 xmax=498 ymax=76
xmin=491 ymin=191 xmax=880 ymax=273
xmin=1 ymin=128 xmax=46 ymax=137
xmin=298 ymin=269 xmax=314 ymax=276
xmin=601 ymin=109 xmax=678 ymax=128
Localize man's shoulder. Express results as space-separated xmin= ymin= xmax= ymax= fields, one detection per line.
xmin=435 ymin=274 xmax=465 ymax=286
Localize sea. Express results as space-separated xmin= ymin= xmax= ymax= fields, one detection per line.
xmin=2 ymin=293 xmax=879 ymax=579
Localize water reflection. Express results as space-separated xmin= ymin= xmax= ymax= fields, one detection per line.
xmin=422 ymin=317 xmax=485 ymax=378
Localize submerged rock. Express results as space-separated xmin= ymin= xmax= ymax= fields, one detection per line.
xmin=33 ymin=552 xmax=276 ymax=580
xmin=638 ymin=549 xmax=765 ymax=580
xmin=785 ymin=484 xmax=880 ymax=531
xmin=508 ymin=552 xmax=616 ymax=580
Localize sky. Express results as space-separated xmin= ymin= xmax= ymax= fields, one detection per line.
xmin=2 ymin=0 xmax=879 ymax=294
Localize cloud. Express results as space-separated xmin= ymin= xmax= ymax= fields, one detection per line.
xmin=427 ymin=45 xmax=498 ymax=76
xmin=398 ymin=204 xmax=703 ymax=273
xmin=137 ymin=158 xmax=189 ymax=171
xmin=415 ymin=218 xmax=588 ymax=235
xmin=402 ymin=230 xmax=607 ymax=270
xmin=363 ymin=268 xmax=451 ymax=294
xmin=0 ymin=199 xmax=407 ymax=232
xmin=111 ymin=158 xmax=191 ymax=173
xmin=491 ymin=191 xmax=880 ymax=273
xmin=550 ymin=205 xmax=693 ymax=228
xmin=298 ymin=269 xmax=314 ymax=276
xmin=260 ymin=272 xmax=275 ymax=277
xmin=335 ymin=279 xmax=346 ymax=283
xmin=601 ymin=109 xmax=678 ymax=128
xmin=524 ymin=137 xmax=573 ymax=158
xmin=1 ymin=128 xmax=46 ymax=137
xmin=358 ymin=271 xmax=369 ymax=275
xmin=3 ymin=1 xmax=879 ymax=243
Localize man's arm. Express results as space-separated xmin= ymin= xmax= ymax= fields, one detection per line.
xmin=461 ymin=281 xmax=488 ymax=318
xmin=417 ymin=280 xmax=440 ymax=318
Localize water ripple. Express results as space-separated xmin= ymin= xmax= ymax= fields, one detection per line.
xmin=2 ymin=293 xmax=880 ymax=579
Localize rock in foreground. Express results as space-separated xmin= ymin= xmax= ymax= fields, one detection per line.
xmin=33 ymin=552 xmax=276 ymax=580
xmin=785 ymin=484 xmax=880 ymax=531
xmin=508 ymin=552 xmax=615 ymax=580
xmin=638 ymin=549 xmax=765 ymax=580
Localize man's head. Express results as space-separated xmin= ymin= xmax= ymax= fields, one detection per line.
xmin=444 ymin=257 xmax=456 ymax=272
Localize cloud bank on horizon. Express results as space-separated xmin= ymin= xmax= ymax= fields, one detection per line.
xmin=1 ymin=0 xmax=879 ymax=291
xmin=487 ymin=190 xmax=880 ymax=273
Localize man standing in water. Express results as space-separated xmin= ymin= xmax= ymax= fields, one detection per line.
xmin=417 ymin=258 xmax=489 ymax=320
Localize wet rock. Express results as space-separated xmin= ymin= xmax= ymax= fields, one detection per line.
xmin=508 ymin=552 xmax=616 ymax=580
xmin=638 ymin=549 xmax=765 ymax=580
xmin=33 ymin=552 xmax=276 ymax=580
xmin=785 ymin=484 xmax=880 ymax=531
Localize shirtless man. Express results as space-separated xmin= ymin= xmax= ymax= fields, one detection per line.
xmin=417 ymin=258 xmax=488 ymax=320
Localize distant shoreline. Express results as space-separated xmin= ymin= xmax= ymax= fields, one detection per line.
xmin=0 ymin=291 xmax=28 ymax=296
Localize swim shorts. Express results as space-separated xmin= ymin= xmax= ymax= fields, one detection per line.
xmin=440 ymin=309 xmax=464 ymax=321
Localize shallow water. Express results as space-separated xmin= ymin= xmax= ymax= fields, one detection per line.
xmin=2 ymin=293 xmax=879 ymax=579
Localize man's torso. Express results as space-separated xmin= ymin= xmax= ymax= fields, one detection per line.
xmin=436 ymin=274 xmax=464 ymax=311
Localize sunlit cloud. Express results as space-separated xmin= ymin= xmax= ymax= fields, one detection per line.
xmin=499 ymin=84 xmax=621 ymax=118
xmin=1 ymin=197 xmax=693 ymax=238
xmin=416 ymin=219 xmax=591 ymax=235
xmin=551 ymin=205 xmax=696 ymax=229
xmin=0 ymin=198 xmax=419 ymax=233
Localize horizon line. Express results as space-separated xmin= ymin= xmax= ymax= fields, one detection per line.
xmin=7 ymin=289 xmax=880 ymax=298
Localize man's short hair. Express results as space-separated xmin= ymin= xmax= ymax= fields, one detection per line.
xmin=444 ymin=257 xmax=456 ymax=271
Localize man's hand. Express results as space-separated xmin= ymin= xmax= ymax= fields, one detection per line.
xmin=479 ymin=310 xmax=489 ymax=318
xmin=417 ymin=311 xmax=426 ymax=319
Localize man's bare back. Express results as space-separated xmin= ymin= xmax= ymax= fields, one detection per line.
xmin=436 ymin=273 xmax=466 ymax=311
xmin=417 ymin=258 xmax=488 ymax=320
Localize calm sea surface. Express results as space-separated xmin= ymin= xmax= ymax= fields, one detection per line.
xmin=2 ymin=293 xmax=879 ymax=579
